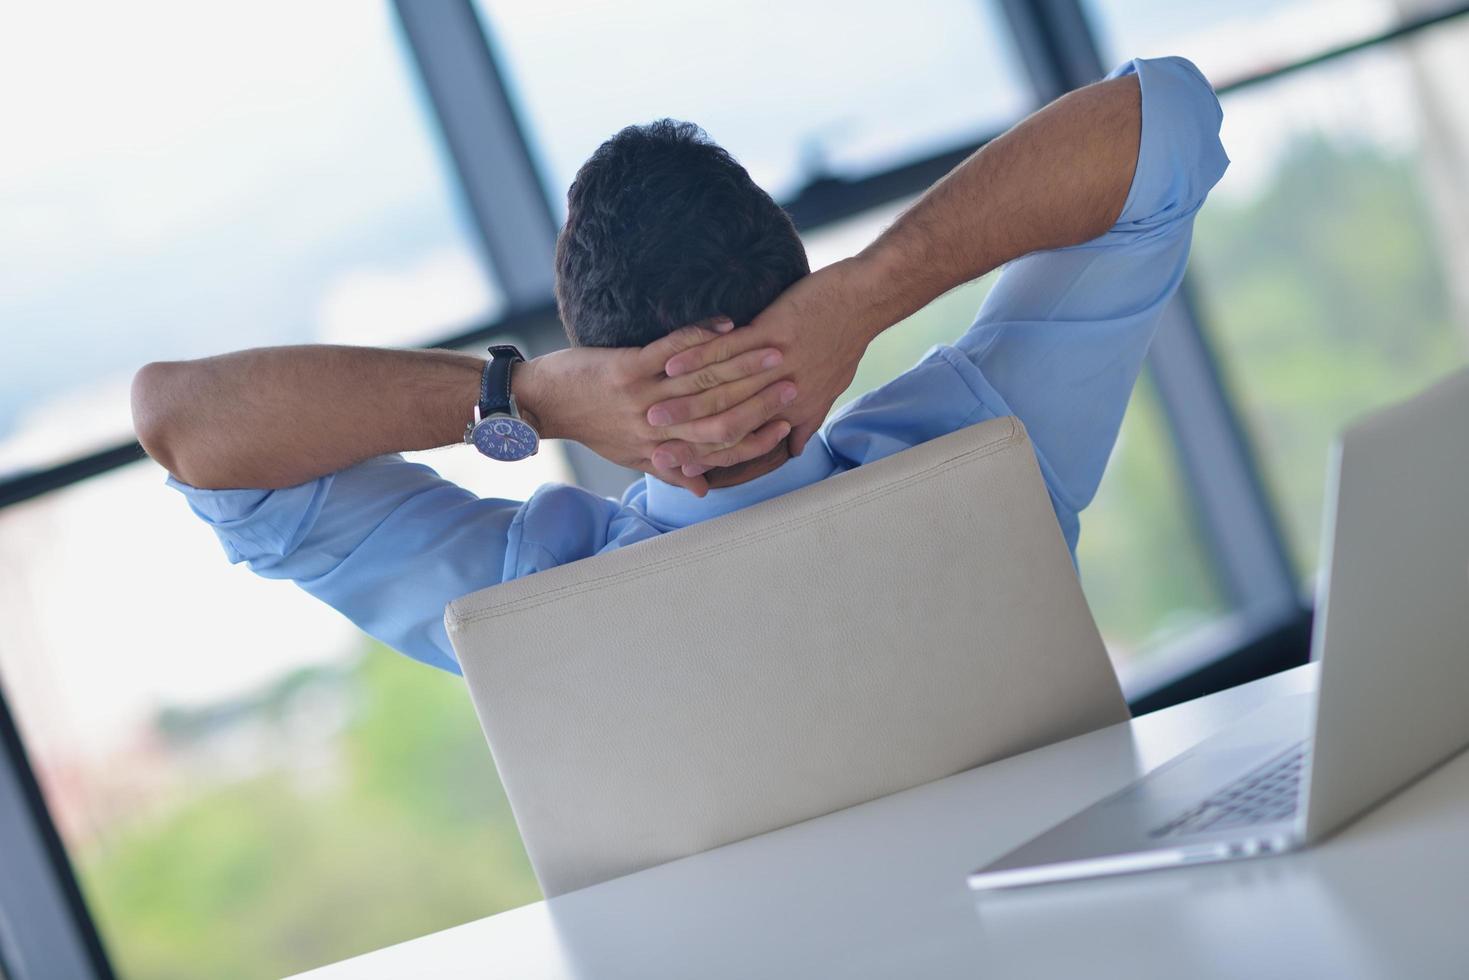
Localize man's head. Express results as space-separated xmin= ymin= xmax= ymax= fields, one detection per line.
xmin=555 ymin=119 xmax=809 ymax=349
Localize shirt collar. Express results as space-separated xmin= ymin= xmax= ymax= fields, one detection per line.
xmin=641 ymin=441 xmax=839 ymax=528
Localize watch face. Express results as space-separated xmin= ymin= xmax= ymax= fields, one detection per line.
xmin=472 ymin=415 xmax=539 ymax=461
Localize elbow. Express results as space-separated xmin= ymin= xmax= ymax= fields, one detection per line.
xmin=1160 ymin=56 xmax=1229 ymax=171
xmin=131 ymin=361 xmax=183 ymax=477
xmin=1122 ymin=57 xmax=1229 ymax=226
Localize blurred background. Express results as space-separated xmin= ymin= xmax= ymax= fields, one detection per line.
xmin=2 ymin=1 xmax=1468 ymax=977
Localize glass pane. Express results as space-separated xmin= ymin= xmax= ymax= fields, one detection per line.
xmin=1082 ymin=0 xmax=1462 ymax=85
xmin=477 ymin=0 xmax=1032 ymax=209
xmin=0 ymin=449 xmax=573 ymax=974
xmin=800 ymin=200 xmax=1007 ymax=412
xmin=0 ymin=1 xmax=500 ymax=481
xmin=1182 ymin=28 xmax=1469 ymax=578
xmin=1076 ymin=378 xmax=1228 ymax=670
xmin=805 ymin=208 xmax=1228 ymax=673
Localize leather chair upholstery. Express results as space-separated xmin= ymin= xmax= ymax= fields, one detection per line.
xmin=446 ymin=416 xmax=1128 ymax=897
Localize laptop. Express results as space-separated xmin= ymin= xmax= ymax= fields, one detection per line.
xmin=969 ymin=368 xmax=1469 ymax=891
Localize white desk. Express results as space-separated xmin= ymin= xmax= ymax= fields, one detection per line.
xmin=295 ymin=665 xmax=1469 ymax=979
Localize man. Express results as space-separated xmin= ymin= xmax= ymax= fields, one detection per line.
xmin=133 ymin=57 xmax=1227 ymax=675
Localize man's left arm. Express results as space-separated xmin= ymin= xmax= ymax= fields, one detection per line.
xmin=645 ymin=57 xmax=1226 ymax=492
xmin=950 ymin=56 xmax=1228 ymax=513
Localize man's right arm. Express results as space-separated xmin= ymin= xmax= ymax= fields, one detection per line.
xmin=132 ymin=331 xmax=797 ymax=494
xmin=133 ymin=345 xmax=486 ymax=490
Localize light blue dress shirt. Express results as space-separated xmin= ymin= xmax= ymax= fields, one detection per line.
xmin=172 ymin=57 xmax=1228 ymax=675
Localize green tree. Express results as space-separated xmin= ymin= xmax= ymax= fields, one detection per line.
xmin=1192 ymin=136 xmax=1461 ymax=572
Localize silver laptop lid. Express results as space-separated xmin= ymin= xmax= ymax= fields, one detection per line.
xmin=1304 ymin=368 xmax=1469 ymax=842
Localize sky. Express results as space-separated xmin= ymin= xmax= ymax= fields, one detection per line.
xmin=478 ymin=0 xmax=1032 ymax=204
xmin=0 ymin=0 xmax=498 ymax=470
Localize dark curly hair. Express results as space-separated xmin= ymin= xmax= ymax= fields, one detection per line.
xmin=554 ymin=119 xmax=810 ymax=348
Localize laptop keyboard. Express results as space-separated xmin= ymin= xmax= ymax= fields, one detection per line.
xmin=1148 ymin=740 xmax=1310 ymax=840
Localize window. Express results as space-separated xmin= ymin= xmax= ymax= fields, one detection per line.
xmin=476 ymin=0 xmax=1033 ymax=209
xmin=0 ymin=0 xmax=563 ymax=974
xmin=1085 ymin=3 xmax=1469 ymax=583
xmin=805 ymin=205 xmax=1229 ymax=676
xmin=1186 ymin=32 xmax=1469 ymax=578
xmin=16 ymin=2 xmax=1469 ymax=974
xmin=0 ymin=1 xmax=500 ymax=481
xmin=0 ymin=440 xmax=568 ymax=978
xmin=1076 ymin=378 xmax=1227 ymax=670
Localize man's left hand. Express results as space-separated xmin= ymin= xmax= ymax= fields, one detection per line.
xmin=645 ymin=256 xmax=896 ymax=474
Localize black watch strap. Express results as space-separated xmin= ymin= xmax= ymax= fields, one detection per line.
xmin=479 ymin=344 xmax=525 ymax=417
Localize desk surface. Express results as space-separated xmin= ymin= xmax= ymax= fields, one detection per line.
xmin=295 ymin=665 xmax=1469 ymax=979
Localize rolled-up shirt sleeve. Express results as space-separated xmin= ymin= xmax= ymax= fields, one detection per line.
xmin=169 ymin=455 xmax=521 ymax=674
xmin=948 ymin=55 xmax=1228 ymax=516
xmin=1091 ymin=56 xmax=1229 ymax=246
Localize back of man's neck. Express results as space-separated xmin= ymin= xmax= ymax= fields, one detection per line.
xmin=702 ymin=442 xmax=792 ymax=490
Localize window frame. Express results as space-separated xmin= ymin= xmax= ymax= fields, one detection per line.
xmin=0 ymin=687 xmax=115 ymax=979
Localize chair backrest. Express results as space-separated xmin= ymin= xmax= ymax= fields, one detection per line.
xmin=446 ymin=417 xmax=1128 ymax=897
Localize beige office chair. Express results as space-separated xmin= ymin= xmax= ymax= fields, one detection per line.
xmin=446 ymin=416 xmax=1128 ymax=897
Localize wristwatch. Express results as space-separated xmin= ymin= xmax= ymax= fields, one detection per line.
xmin=465 ymin=344 xmax=540 ymax=461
